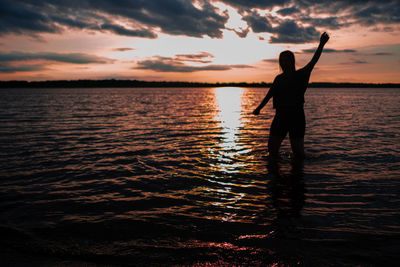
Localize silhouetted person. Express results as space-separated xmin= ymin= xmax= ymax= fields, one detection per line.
xmin=253 ymin=32 xmax=330 ymax=158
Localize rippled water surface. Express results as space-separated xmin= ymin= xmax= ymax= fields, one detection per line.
xmin=0 ymin=87 xmax=399 ymax=266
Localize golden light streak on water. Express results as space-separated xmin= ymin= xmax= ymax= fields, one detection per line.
xmin=214 ymin=87 xmax=245 ymax=173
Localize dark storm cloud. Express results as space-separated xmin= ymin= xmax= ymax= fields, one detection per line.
xmin=0 ymin=0 xmax=228 ymax=38
xmin=0 ymin=51 xmax=113 ymax=64
xmin=135 ymin=54 xmax=252 ymax=72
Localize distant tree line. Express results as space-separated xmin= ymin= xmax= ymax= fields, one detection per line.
xmin=0 ymin=79 xmax=399 ymax=88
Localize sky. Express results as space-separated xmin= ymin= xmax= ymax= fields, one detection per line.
xmin=0 ymin=0 xmax=399 ymax=83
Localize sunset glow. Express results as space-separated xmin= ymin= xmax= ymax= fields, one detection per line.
xmin=1 ymin=0 xmax=399 ymax=83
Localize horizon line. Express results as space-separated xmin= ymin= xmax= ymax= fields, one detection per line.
xmin=1 ymin=79 xmax=399 ymax=88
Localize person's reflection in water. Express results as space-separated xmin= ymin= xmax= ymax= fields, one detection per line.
xmin=267 ymin=159 xmax=306 ymax=237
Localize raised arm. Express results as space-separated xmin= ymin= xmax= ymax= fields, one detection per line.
xmin=304 ymin=32 xmax=329 ymax=72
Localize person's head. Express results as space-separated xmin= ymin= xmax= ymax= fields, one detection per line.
xmin=279 ymin=50 xmax=295 ymax=73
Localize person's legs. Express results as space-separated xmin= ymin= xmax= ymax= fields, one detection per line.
xmin=289 ymin=137 xmax=304 ymax=158
xmin=269 ymin=110 xmax=287 ymax=158
xmin=268 ymin=135 xmax=285 ymax=158
xmin=289 ymin=108 xmax=305 ymax=158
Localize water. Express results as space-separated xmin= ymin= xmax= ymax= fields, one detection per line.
xmin=0 ymin=87 xmax=399 ymax=266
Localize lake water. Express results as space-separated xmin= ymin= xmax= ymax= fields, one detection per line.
xmin=0 ymin=87 xmax=399 ymax=266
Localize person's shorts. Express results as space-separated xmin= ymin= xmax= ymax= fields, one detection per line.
xmin=270 ymin=108 xmax=305 ymax=138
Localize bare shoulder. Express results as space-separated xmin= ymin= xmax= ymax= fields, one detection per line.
xmin=275 ymin=73 xmax=284 ymax=80
xmin=298 ymin=65 xmax=312 ymax=74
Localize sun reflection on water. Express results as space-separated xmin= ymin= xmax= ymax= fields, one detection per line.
xmin=213 ymin=87 xmax=246 ymax=173
xmin=196 ymin=87 xmax=257 ymax=222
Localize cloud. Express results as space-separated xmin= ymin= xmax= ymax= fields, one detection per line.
xmin=0 ymin=51 xmax=113 ymax=64
xmin=352 ymin=2 xmax=400 ymax=26
xmin=262 ymin=59 xmax=279 ymax=63
xmin=112 ymin=48 xmax=135 ymax=52
xmin=353 ymin=60 xmax=368 ymax=64
xmin=241 ymin=11 xmax=319 ymax=43
xmin=0 ymin=2 xmax=60 ymax=35
xmin=220 ymin=0 xmax=290 ymax=10
xmin=0 ymin=0 xmax=228 ymax=38
xmin=300 ymin=17 xmax=344 ymax=30
xmin=277 ymin=6 xmax=300 ymax=16
xmin=264 ymin=48 xmax=360 ymax=64
xmin=222 ymin=0 xmax=399 ymax=42
xmin=242 ymin=11 xmax=273 ymax=33
xmin=175 ymin=52 xmax=214 ymax=63
xmin=301 ymin=48 xmax=357 ymax=53
xmin=176 ymin=52 xmax=214 ymax=59
xmin=340 ymin=59 xmax=369 ymax=65
xmin=372 ymin=52 xmax=393 ymax=56
xmin=135 ymin=54 xmax=253 ymax=72
xmin=0 ymin=0 xmax=398 ymax=43
xmin=128 ymin=0 xmax=229 ymax=38
xmin=269 ymin=20 xmax=319 ymax=43
xmin=296 ymin=0 xmax=399 ymax=27
xmin=227 ymin=27 xmax=250 ymax=38
xmin=0 ymin=63 xmax=47 ymax=73
xmin=99 ymin=23 xmax=157 ymax=38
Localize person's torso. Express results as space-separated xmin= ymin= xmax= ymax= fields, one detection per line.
xmin=272 ymin=68 xmax=310 ymax=109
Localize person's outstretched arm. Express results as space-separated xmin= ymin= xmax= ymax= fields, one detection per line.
xmin=304 ymin=32 xmax=329 ymax=72
xmin=253 ymin=86 xmax=274 ymax=115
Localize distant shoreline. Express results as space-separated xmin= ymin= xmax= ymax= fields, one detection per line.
xmin=1 ymin=80 xmax=399 ymax=88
